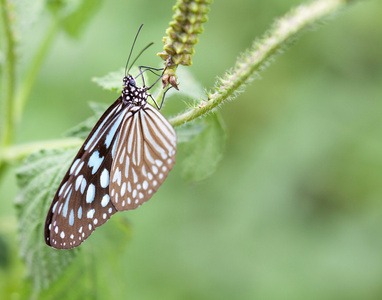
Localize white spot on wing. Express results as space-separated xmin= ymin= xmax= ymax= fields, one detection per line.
xmin=144 ymin=144 xmax=155 ymax=164
xmin=52 ymin=202 xmax=58 ymax=213
xmin=86 ymin=184 xmax=95 ymax=203
xmin=105 ymin=112 xmax=125 ymax=148
xmin=152 ymin=165 xmax=158 ymax=175
xmin=75 ymin=175 xmax=84 ymax=191
xmin=88 ymin=151 xmax=104 ymax=175
xmin=112 ymin=167 xmax=122 ymax=186
xmin=69 ymin=209 xmax=74 ymax=226
xmin=58 ymin=182 xmax=67 ymax=196
xmin=87 ymin=209 xmax=95 ymax=219
xmin=119 ymin=148 xmax=125 ymax=164
xmin=75 ymin=161 xmax=84 ymax=176
xmin=121 ymin=182 xmax=126 ymax=196
xmin=132 ymin=168 xmax=138 ymax=183
xmin=101 ymin=194 xmax=110 ymax=207
xmin=100 ymin=169 xmax=109 ymax=188
xmin=70 ymin=158 xmax=81 ymax=175
xmin=80 ymin=178 xmax=87 ymax=194
xmin=64 ymin=184 xmax=72 ymax=197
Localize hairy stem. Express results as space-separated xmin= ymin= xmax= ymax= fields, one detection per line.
xmin=2 ymin=138 xmax=83 ymax=163
xmin=169 ymin=0 xmax=355 ymax=127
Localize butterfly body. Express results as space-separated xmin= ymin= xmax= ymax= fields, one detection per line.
xmin=45 ymin=75 xmax=177 ymax=249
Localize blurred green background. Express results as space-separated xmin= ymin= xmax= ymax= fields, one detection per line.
xmin=1 ymin=0 xmax=382 ymax=299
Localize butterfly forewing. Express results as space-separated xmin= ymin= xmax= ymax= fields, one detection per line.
xmin=110 ymin=104 xmax=176 ymax=210
xmin=45 ymin=99 xmax=126 ymax=249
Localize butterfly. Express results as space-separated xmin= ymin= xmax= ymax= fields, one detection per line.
xmin=44 ymin=25 xmax=177 ymax=249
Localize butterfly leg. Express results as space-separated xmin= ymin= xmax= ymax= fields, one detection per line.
xmin=136 ymin=66 xmax=163 ymax=79
xmin=148 ymin=86 xmax=173 ymax=110
xmin=137 ymin=66 xmax=164 ymax=88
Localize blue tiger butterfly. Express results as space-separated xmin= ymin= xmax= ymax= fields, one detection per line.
xmin=44 ymin=25 xmax=177 ymax=249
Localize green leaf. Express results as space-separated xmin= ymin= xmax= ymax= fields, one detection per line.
xmin=46 ymin=0 xmax=75 ymax=15
xmin=176 ymin=66 xmax=205 ymax=99
xmin=12 ymin=0 xmax=45 ymax=41
xmin=15 ymin=144 xmax=133 ymax=296
xmin=62 ymin=0 xmax=102 ymax=38
xmin=92 ymin=67 xmax=147 ymax=92
xmin=47 ymin=0 xmax=103 ymax=38
xmin=88 ymin=101 xmax=109 ymax=115
xmin=64 ymin=102 xmax=108 ymax=139
xmin=15 ymin=148 xmax=79 ymax=294
xmin=92 ymin=69 xmax=125 ymax=92
xmin=36 ymin=216 xmax=133 ymax=299
xmin=181 ymin=112 xmax=226 ymax=181
xmin=64 ymin=116 xmax=97 ymax=140
xmin=175 ymin=121 xmax=206 ymax=144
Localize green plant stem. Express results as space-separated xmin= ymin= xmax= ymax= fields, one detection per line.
xmin=169 ymin=0 xmax=355 ymax=127
xmin=2 ymin=138 xmax=83 ymax=163
xmin=0 ymin=0 xmax=17 ymax=148
xmin=14 ymin=18 xmax=60 ymax=123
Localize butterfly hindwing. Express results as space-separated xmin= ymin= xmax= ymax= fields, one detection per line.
xmin=110 ymin=103 xmax=177 ymax=211
xmin=45 ymin=98 xmax=126 ymax=249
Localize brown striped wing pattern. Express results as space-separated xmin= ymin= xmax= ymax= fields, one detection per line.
xmin=110 ymin=103 xmax=177 ymax=211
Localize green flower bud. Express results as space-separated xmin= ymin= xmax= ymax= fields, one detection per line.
xmin=158 ymin=0 xmax=212 ymax=88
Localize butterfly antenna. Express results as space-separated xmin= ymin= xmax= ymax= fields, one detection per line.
xmin=127 ymin=42 xmax=154 ymax=75
xmin=125 ymin=23 xmax=144 ymax=77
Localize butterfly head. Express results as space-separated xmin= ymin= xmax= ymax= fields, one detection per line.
xmin=123 ymin=75 xmax=136 ymax=87
xmin=122 ymin=75 xmax=148 ymax=106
